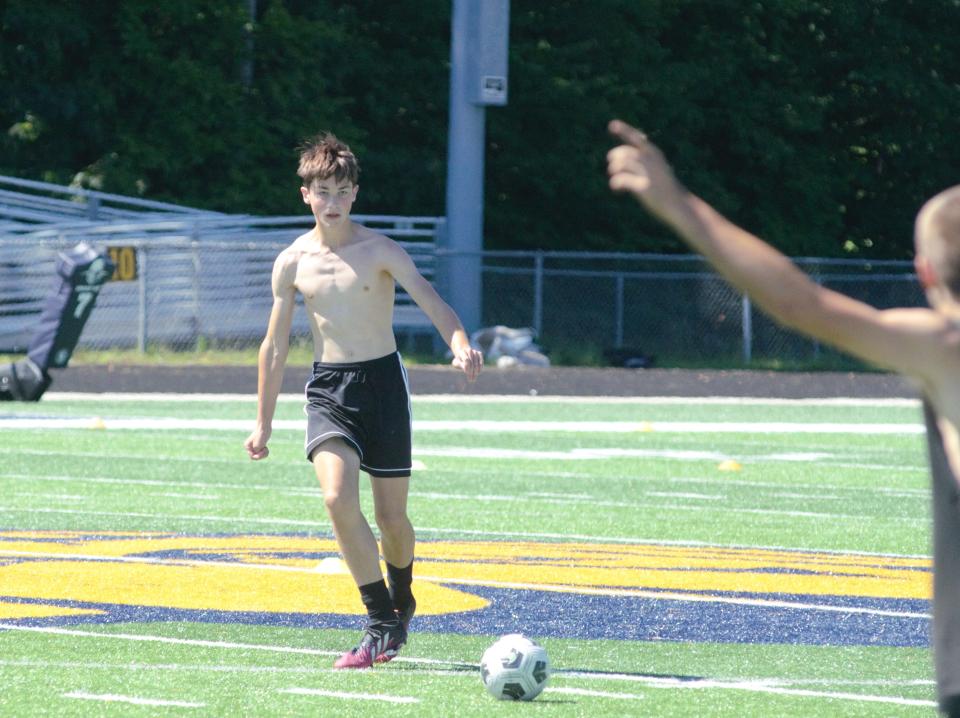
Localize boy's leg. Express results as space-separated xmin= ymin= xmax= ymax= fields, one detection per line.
xmin=312 ymin=438 xmax=382 ymax=586
xmin=372 ymin=475 xmax=416 ymax=628
xmin=312 ymin=439 xmax=404 ymax=668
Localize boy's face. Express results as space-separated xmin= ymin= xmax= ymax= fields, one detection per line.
xmin=301 ymin=177 xmax=359 ymax=227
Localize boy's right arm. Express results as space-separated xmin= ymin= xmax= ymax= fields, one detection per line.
xmin=606 ymin=119 xmax=951 ymax=382
xmin=244 ymin=252 xmax=297 ymax=460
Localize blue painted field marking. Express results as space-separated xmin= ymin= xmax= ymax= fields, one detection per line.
xmin=0 ymin=531 xmax=931 ymax=647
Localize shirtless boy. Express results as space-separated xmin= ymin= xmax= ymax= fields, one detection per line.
xmin=244 ymin=133 xmax=483 ymax=669
xmin=607 ymin=119 xmax=960 ymax=716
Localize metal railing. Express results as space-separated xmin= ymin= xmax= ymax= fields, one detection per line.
xmin=0 ymin=174 xmax=226 ymax=227
xmin=0 ymin=215 xmax=443 ymax=353
xmin=0 ymin=237 xmax=923 ymax=364
xmin=0 ymin=175 xmax=925 ymax=364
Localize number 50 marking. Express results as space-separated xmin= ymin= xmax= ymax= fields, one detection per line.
xmin=107 ymin=246 xmax=138 ymax=282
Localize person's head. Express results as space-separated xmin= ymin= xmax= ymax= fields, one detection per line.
xmin=915 ymin=186 xmax=960 ymax=307
xmin=298 ymin=133 xmax=359 ymax=227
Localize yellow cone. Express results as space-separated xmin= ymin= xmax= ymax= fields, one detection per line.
xmin=717 ymin=459 xmax=742 ymax=472
xmin=88 ymin=417 xmax=106 ymax=430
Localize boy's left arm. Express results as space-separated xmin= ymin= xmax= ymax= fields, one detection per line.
xmin=382 ymin=241 xmax=483 ymax=380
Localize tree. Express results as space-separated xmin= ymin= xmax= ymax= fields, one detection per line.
xmin=3 ymin=0 xmax=960 ymax=258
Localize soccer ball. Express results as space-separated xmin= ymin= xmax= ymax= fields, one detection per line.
xmin=479 ymin=633 xmax=550 ymax=701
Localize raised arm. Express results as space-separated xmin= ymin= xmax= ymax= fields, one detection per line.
xmin=381 ymin=240 xmax=483 ymax=381
xmin=606 ymin=119 xmax=947 ymax=380
xmin=245 ymin=251 xmax=297 ymax=459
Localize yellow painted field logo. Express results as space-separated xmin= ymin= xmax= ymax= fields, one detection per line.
xmin=0 ymin=531 xmax=930 ymax=623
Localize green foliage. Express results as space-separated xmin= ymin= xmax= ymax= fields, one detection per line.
xmin=3 ymin=0 xmax=960 ymax=258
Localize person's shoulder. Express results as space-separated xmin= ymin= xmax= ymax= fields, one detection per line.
xmin=909 ymin=310 xmax=960 ymax=401
xmin=279 ymin=233 xmax=314 ymax=260
xmin=272 ymin=239 xmax=305 ymax=277
xmin=351 ymin=224 xmax=404 ymax=257
xmin=881 ymin=305 xmax=960 ymax=377
xmin=352 ymin=223 xmax=394 ymax=247
xmin=289 ymin=231 xmax=315 ymax=251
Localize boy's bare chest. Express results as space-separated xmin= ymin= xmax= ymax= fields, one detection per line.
xmin=294 ymin=252 xmax=390 ymax=306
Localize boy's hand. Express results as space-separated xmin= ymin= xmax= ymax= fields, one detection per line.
xmin=245 ymin=427 xmax=271 ymax=460
xmin=452 ymin=346 xmax=483 ymax=382
xmin=606 ymin=120 xmax=689 ymax=227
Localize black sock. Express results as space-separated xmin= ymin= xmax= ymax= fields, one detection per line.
xmin=386 ymin=560 xmax=414 ymax=611
xmin=358 ymin=579 xmax=396 ymax=624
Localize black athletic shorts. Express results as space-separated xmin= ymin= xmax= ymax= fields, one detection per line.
xmin=303 ymin=352 xmax=412 ymax=478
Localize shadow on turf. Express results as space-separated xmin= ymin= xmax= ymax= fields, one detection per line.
xmin=389 ymin=660 xmax=479 ymax=672
xmin=391 ymin=658 xmax=704 ymax=684
xmin=555 ymin=668 xmax=706 ymax=682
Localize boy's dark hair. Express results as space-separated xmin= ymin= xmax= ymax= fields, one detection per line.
xmin=297 ymin=133 xmax=359 ymax=187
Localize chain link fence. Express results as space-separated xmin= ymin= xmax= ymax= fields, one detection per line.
xmin=0 ymin=215 xmax=440 ymax=354
xmin=0 ymin=230 xmax=922 ymax=366
xmin=476 ymin=251 xmax=923 ymax=365
xmin=0 ymin=174 xmax=924 ymax=367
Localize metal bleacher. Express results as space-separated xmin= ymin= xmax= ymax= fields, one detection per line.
xmin=0 ymin=175 xmax=443 ymax=353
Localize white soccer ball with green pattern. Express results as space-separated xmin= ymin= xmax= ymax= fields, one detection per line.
xmin=480 ymin=633 xmax=550 ymax=701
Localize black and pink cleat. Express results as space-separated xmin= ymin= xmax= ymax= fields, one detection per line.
xmin=333 ymin=620 xmax=407 ymax=669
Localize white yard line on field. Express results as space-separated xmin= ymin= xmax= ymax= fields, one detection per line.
xmin=0 ymin=493 xmax=929 ymax=527
xmin=1 ymin=454 xmax=929 ymax=509
xmin=41 ymin=392 xmax=922 ymax=408
xmin=411 ymin=395 xmax=924 ymax=408
xmin=0 ymin=416 xmax=926 ymax=435
xmin=548 ymin=685 xmax=645 ymax=700
xmin=280 ymin=687 xmax=419 ymax=704
xmin=1 ymin=659 xmax=937 ymax=689
xmin=411 ymin=447 xmax=837 ymax=461
xmin=435 ymin=493 xmax=926 ymax=522
xmin=444 ymin=466 xmax=930 ymax=497
xmin=555 ymin=673 xmax=937 ymax=708
xmin=63 ymin=691 xmax=204 ymax=708
xmin=667 ymin=680 xmax=938 ymax=709
xmin=157 ymin=493 xmax=221 ymax=501
xmin=645 ymin=491 xmax=724 ymax=500
xmin=0 ymin=624 xmax=462 ymax=668
xmin=22 ymin=493 xmax=87 ymax=502
xmin=2 ymin=625 xmax=931 ymax=709
xmin=0 ymin=659 xmax=333 ymax=674
xmin=0 ymin=457 xmax=932 ymax=498
xmin=0 ymin=456 xmax=930 ymax=498
xmin=422 ymin=420 xmax=926 ymax=434
xmin=0 ymin=446 xmax=254 ymax=466
xmin=0 ymin=471 xmax=319 ymax=496
xmin=0 ymin=501 xmax=929 ymax=557
xmin=42 ymin=392 xmax=264 ymax=402
xmin=0 ymin=444 xmax=861 ymax=469
xmin=0 ymin=505 xmax=321 ymax=527
xmin=754 ymin=678 xmax=935 ymax=687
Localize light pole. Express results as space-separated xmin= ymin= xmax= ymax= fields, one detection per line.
xmin=444 ymin=0 xmax=509 ymax=333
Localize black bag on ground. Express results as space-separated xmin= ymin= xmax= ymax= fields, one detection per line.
xmin=0 ymin=357 xmax=50 ymax=401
